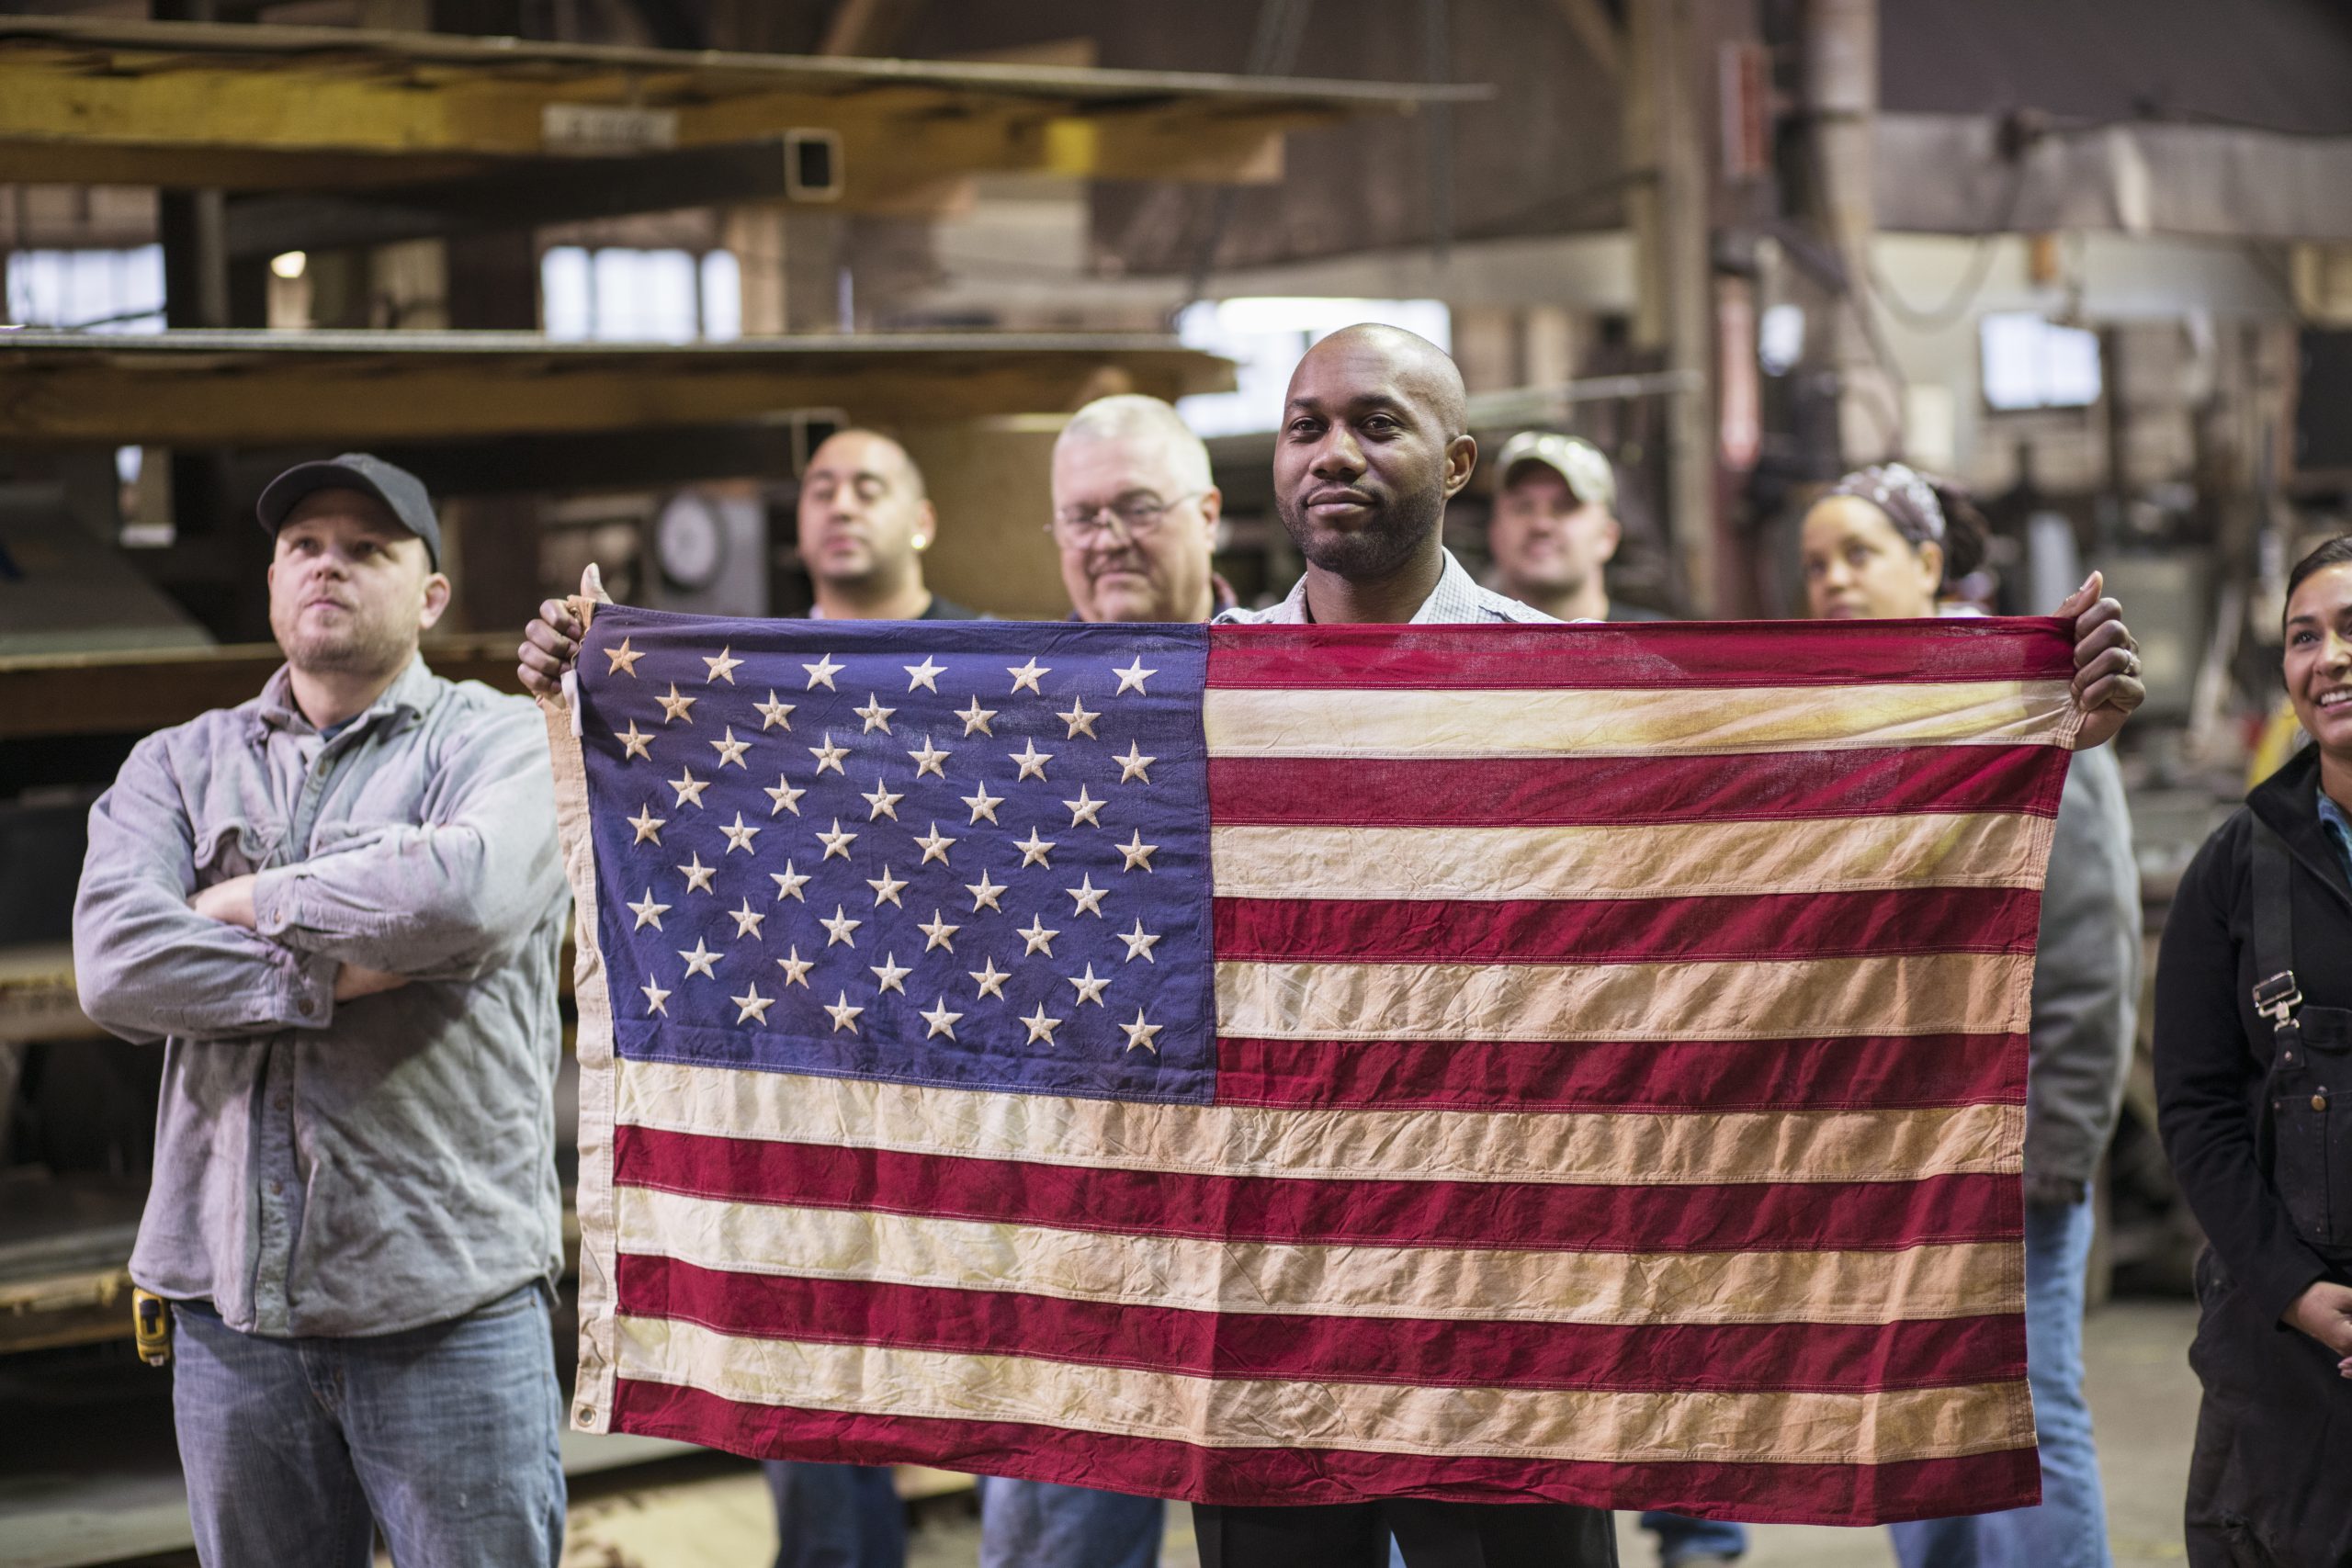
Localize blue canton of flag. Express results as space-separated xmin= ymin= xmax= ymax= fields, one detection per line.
xmin=572 ymin=609 xmax=1216 ymax=1104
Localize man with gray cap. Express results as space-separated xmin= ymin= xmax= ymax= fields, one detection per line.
xmin=73 ymin=455 xmax=571 ymax=1567
xmin=1486 ymin=432 xmax=1660 ymax=625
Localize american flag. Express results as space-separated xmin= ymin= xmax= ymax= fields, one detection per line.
xmin=550 ymin=607 xmax=2078 ymax=1526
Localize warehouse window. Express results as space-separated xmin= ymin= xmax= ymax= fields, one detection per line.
xmin=3 ymin=245 xmax=166 ymax=333
xmin=1174 ymin=297 xmax=1453 ymax=437
xmin=1980 ymin=311 xmax=2101 ymax=412
xmin=542 ymin=246 xmax=742 ymax=343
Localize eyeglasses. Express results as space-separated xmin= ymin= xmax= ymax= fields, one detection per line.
xmin=1046 ymin=491 xmax=1208 ymax=546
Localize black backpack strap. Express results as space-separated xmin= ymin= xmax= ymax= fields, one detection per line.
xmin=2251 ymin=819 xmax=2303 ymax=1030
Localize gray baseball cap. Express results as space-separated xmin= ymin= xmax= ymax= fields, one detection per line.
xmin=256 ymin=453 xmax=443 ymax=568
xmin=1495 ymin=430 xmax=1616 ymax=513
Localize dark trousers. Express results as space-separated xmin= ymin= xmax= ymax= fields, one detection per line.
xmin=2183 ymin=1249 xmax=2352 ymax=1568
xmin=1193 ymin=1500 xmax=1617 ymax=1568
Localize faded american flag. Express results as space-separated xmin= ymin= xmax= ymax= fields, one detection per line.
xmin=548 ymin=605 xmax=2079 ymax=1526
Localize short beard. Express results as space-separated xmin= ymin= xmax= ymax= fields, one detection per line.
xmin=271 ymin=608 xmax=416 ymax=682
xmin=1277 ymin=491 xmax=1441 ymax=581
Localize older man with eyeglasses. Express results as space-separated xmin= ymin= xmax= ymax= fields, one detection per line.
xmin=1050 ymin=394 xmax=1238 ymax=626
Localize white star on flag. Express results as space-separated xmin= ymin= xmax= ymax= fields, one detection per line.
xmin=1065 ymin=787 xmax=1103 ymax=829
xmin=764 ymin=775 xmax=805 ymax=817
xmin=1117 ymin=831 xmax=1158 ymax=872
xmin=1007 ymin=658 xmax=1049 ymax=695
xmin=964 ymin=785 xmax=1004 ymax=825
xmin=862 ymin=778 xmax=904 ymax=821
xmin=823 ymin=991 xmax=863 ymax=1033
xmin=920 ymin=998 xmax=963 ymax=1040
xmin=754 ymin=692 xmax=795 ymax=731
xmin=708 ymin=728 xmax=749 ymax=769
xmin=803 ymin=653 xmax=842 ymax=691
xmin=904 ymin=657 xmax=945 ymax=693
xmin=770 ymin=863 xmax=810 ymax=902
xmin=817 ymin=819 xmax=858 ymax=860
xmin=719 ymin=814 xmax=760 ymax=853
xmin=1117 ymin=919 xmax=1161 ymax=963
xmin=966 ymin=871 xmax=1007 ymax=913
xmin=730 ymin=984 xmax=772 ymax=1024
xmin=677 ymin=940 xmax=720 ymax=980
xmin=628 ymin=806 xmax=665 ymax=844
xmin=1120 ymin=1009 xmax=1162 ymax=1054
xmin=1059 ymin=699 xmax=1099 ymax=739
xmin=956 ymin=697 xmax=997 ymax=737
xmin=1065 ymin=874 xmax=1107 ymax=917
xmin=775 ymin=947 xmax=814 ymax=987
xmin=628 ymin=888 xmax=670 ymax=931
xmin=869 ymin=953 xmax=912 ymax=995
xmin=917 ymin=910 xmax=959 ymax=952
xmin=854 ymin=694 xmax=897 ymax=735
xmin=1067 ymin=964 xmax=1110 ymax=1007
xmin=668 ymin=767 xmax=708 ymax=808
xmin=968 ymin=956 xmax=1009 ymax=999
xmin=867 ymin=866 xmax=908 ymax=908
xmin=819 ymin=906 xmax=863 ymax=947
xmin=1014 ymin=828 xmax=1055 ymax=868
xmin=1018 ymin=915 xmax=1058 ymax=957
xmin=907 ymin=737 xmax=950 ymax=778
xmin=1020 ymin=1004 xmax=1063 ymax=1045
xmin=704 ymin=646 xmax=743 ymax=684
xmin=657 ymin=684 xmax=696 ymax=724
xmin=640 ymin=978 xmax=670 ymax=1015
xmin=1114 ymin=742 xmax=1155 ymax=784
xmin=808 ymin=735 xmax=850 ymax=776
xmin=728 ymin=899 xmax=765 ymax=939
xmin=1010 ymin=739 xmax=1052 ymax=782
xmin=615 ymin=720 xmax=652 ymax=761
xmin=676 ymin=852 xmax=717 ymax=895
xmin=1114 ymin=658 xmax=1156 ymax=694
xmin=913 ymin=824 xmax=956 ymax=865
xmin=605 ymin=637 xmax=643 ymax=677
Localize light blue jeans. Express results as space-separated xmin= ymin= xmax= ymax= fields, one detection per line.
xmin=763 ymin=1461 xmax=906 ymax=1568
xmin=1888 ymin=1196 xmax=2109 ymax=1568
xmin=170 ymin=1284 xmax=565 ymax=1568
xmin=1642 ymin=1510 xmax=1748 ymax=1562
xmin=979 ymin=1476 xmax=1166 ymax=1568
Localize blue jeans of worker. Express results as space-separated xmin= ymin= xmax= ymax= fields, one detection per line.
xmin=1641 ymin=1511 xmax=1748 ymax=1562
xmin=763 ymin=1461 xmax=906 ymax=1568
xmin=978 ymin=1476 xmax=1165 ymax=1568
xmin=170 ymin=1285 xmax=565 ymax=1568
xmin=1888 ymin=1196 xmax=2109 ymax=1568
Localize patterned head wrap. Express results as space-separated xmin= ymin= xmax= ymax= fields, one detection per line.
xmin=1826 ymin=462 xmax=1947 ymax=551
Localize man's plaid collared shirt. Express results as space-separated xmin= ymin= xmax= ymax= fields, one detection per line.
xmin=1214 ymin=547 xmax=1557 ymax=626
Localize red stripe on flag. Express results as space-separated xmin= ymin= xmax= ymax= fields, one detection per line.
xmin=1214 ymin=887 xmax=2041 ymax=965
xmin=615 ymin=1127 xmax=2022 ymax=1254
xmin=610 ymin=1380 xmax=2042 ymax=1523
xmin=1206 ymin=746 xmax=2066 ymax=826
xmin=1204 ymin=616 xmax=2077 ymax=689
xmin=616 ymin=1254 xmax=2025 ymax=1394
xmin=1213 ymin=1032 xmax=2027 ymax=1112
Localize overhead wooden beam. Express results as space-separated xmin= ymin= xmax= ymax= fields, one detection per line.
xmin=223 ymin=139 xmax=822 ymax=257
xmin=0 ymin=16 xmax=1481 ymax=196
xmin=0 ymin=636 xmax=524 ymax=741
xmin=0 ymin=329 xmax=1233 ymax=446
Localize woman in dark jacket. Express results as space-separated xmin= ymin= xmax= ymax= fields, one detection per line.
xmin=2155 ymin=535 xmax=2352 ymax=1567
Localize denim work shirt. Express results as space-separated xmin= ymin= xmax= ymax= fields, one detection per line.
xmin=73 ymin=657 xmax=569 ymax=1337
xmin=2322 ymin=787 xmax=2352 ymax=884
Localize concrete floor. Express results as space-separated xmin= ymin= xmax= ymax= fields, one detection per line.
xmin=557 ymin=1299 xmax=2204 ymax=1568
